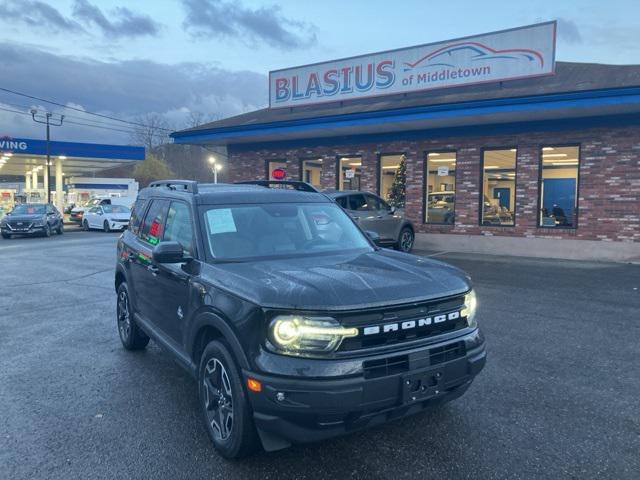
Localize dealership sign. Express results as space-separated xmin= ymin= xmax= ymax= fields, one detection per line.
xmin=269 ymin=21 xmax=556 ymax=108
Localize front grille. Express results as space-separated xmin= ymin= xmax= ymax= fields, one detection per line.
xmin=363 ymin=355 xmax=409 ymax=379
xmin=430 ymin=341 xmax=466 ymax=366
xmin=337 ymin=295 xmax=467 ymax=352
xmin=8 ymin=222 xmax=32 ymax=230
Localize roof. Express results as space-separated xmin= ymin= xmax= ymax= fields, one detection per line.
xmin=172 ymin=62 xmax=640 ymax=147
xmin=140 ymin=182 xmax=332 ymax=205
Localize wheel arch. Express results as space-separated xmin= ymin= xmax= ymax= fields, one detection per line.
xmin=189 ymin=311 xmax=250 ymax=371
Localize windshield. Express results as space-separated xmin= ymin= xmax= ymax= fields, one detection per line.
xmin=103 ymin=205 xmax=130 ymax=214
xmin=84 ymin=198 xmax=103 ymax=207
xmin=12 ymin=204 xmax=46 ymax=215
xmin=202 ymin=203 xmax=372 ymax=260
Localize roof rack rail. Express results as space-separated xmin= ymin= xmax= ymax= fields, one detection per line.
xmin=235 ymin=180 xmax=318 ymax=193
xmin=149 ymin=180 xmax=198 ymax=194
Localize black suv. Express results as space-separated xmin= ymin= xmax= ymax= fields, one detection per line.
xmin=115 ymin=180 xmax=485 ymax=458
xmin=1 ymin=203 xmax=64 ymax=239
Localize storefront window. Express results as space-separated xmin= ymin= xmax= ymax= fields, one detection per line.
xmin=379 ymin=154 xmax=406 ymax=206
xmin=539 ymin=146 xmax=579 ymax=228
xmin=266 ymin=160 xmax=287 ymax=180
xmin=424 ymin=152 xmax=456 ymax=224
xmin=300 ymin=158 xmax=323 ymax=189
xmin=481 ymin=149 xmax=516 ymax=226
xmin=338 ymin=156 xmax=362 ymax=190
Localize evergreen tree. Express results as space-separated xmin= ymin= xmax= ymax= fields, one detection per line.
xmin=387 ymin=155 xmax=406 ymax=207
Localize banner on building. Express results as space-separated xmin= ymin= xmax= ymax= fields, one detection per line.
xmin=269 ymin=21 xmax=556 ymax=108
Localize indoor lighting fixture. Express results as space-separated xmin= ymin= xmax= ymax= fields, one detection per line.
xmin=510 ymin=148 xmax=517 ymax=152
xmin=542 ymin=147 xmax=554 ymax=151
xmin=428 ymin=153 xmax=440 ymax=157
xmin=484 ymin=165 xmax=500 ymax=169
xmin=382 ymin=165 xmax=400 ymax=169
xmin=348 ymin=162 xmax=361 ymax=166
xmin=429 ymin=158 xmax=456 ymax=163
xmin=551 ymin=162 xmax=578 ymax=166
xmin=542 ymin=153 xmax=568 ymax=158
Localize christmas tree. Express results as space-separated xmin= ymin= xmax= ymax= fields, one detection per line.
xmin=387 ymin=155 xmax=406 ymax=207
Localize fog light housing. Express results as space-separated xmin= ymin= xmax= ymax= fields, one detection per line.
xmin=268 ymin=315 xmax=358 ymax=356
xmin=461 ymin=290 xmax=478 ymax=328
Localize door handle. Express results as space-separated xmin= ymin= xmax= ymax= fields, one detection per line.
xmin=147 ymin=265 xmax=159 ymax=275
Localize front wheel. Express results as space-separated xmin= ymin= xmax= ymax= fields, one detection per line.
xmin=82 ymin=219 xmax=90 ymax=231
xmin=57 ymin=222 xmax=64 ymax=235
xmin=396 ymin=226 xmax=414 ymax=253
xmin=198 ymin=341 xmax=259 ymax=458
xmin=103 ymin=220 xmax=111 ymax=233
xmin=44 ymin=224 xmax=52 ymax=237
xmin=116 ymin=283 xmax=149 ymax=350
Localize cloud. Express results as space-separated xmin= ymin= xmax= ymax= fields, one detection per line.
xmin=557 ymin=18 xmax=582 ymax=44
xmin=0 ymin=42 xmax=267 ymax=144
xmin=182 ymin=0 xmax=316 ymax=49
xmin=72 ymin=0 xmax=162 ymax=38
xmin=0 ymin=0 xmax=84 ymax=33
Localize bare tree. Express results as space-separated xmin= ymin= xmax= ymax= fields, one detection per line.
xmin=130 ymin=113 xmax=172 ymax=151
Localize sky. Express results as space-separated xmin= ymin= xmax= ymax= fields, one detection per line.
xmin=0 ymin=0 xmax=638 ymax=145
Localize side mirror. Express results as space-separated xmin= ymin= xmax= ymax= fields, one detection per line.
xmin=389 ymin=206 xmax=396 ymax=215
xmin=365 ymin=230 xmax=382 ymax=246
xmin=152 ymin=241 xmax=190 ymax=264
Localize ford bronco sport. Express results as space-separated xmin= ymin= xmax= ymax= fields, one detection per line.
xmin=114 ymin=180 xmax=485 ymax=458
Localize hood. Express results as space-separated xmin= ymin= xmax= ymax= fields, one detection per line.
xmin=201 ymin=249 xmax=470 ymax=311
xmin=4 ymin=214 xmax=45 ymax=222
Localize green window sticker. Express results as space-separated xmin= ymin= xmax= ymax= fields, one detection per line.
xmin=206 ymin=209 xmax=237 ymax=234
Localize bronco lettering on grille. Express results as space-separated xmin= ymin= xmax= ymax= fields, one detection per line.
xmin=363 ymin=310 xmax=462 ymax=336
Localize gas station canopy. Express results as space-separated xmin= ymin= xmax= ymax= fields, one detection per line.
xmin=0 ymin=137 xmax=145 ymax=177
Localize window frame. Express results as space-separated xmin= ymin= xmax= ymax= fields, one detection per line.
xmin=423 ymin=149 xmax=458 ymax=225
xmin=536 ymin=143 xmax=581 ymax=230
xmin=129 ymin=198 xmax=150 ymax=237
xmin=264 ymin=159 xmax=288 ymax=181
xmin=163 ymin=199 xmax=198 ymax=256
xmin=298 ymin=156 xmax=325 ymax=189
xmin=335 ymin=154 xmax=363 ymax=191
xmin=479 ymin=146 xmax=518 ymax=228
xmin=139 ymin=199 xmax=170 ymax=246
xmin=377 ymin=151 xmax=407 ymax=199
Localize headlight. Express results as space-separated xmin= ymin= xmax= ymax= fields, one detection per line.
xmin=268 ymin=315 xmax=358 ymax=355
xmin=461 ymin=290 xmax=478 ymax=328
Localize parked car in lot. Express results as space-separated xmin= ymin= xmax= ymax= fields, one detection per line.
xmin=82 ymin=204 xmax=131 ymax=232
xmin=70 ymin=196 xmax=134 ymax=223
xmin=1 ymin=203 xmax=63 ymax=239
xmin=114 ymin=180 xmax=485 ymax=458
xmin=326 ymin=190 xmax=415 ymax=252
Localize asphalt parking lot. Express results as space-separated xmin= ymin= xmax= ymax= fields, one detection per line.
xmin=1 ymin=231 xmax=639 ymax=479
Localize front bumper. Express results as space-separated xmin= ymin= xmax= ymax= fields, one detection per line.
xmin=244 ymin=329 xmax=485 ymax=450
xmin=2 ymin=225 xmax=46 ymax=235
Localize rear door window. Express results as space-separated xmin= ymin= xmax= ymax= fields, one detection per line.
xmin=140 ymin=200 xmax=169 ymax=246
xmin=129 ymin=199 xmax=148 ymax=236
xmin=164 ymin=201 xmax=195 ymax=256
xmin=335 ymin=196 xmax=349 ymax=209
xmin=349 ymin=194 xmax=376 ymax=211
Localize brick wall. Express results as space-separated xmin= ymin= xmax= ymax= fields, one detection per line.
xmin=227 ymin=125 xmax=640 ymax=242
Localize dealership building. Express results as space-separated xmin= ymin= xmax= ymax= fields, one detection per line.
xmin=172 ymin=22 xmax=640 ymax=261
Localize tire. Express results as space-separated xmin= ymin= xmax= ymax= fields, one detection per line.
xmin=57 ymin=222 xmax=64 ymax=235
xmin=1 ymin=233 xmax=10 ymax=239
xmin=116 ymin=283 xmax=149 ymax=350
xmin=103 ymin=220 xmax=111 ymax=233
xmin=198 ymin=341 xmax=259 ymax=459
xmin=396 ymin=226 xmax=414 ymax=253
xmin=44 ymin=224 xmax=52 ymax=237
xmin=82 ymin=219 xmax=90 ymax=231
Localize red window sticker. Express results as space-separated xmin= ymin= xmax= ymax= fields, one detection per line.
xmin=149 ymin=220 xmax=161 ymax=237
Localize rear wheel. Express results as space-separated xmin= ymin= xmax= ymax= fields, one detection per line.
xmin=396 ymin=226 xmax=414 ymax=253
xmin=116 ymin=283 xmax=149 ymax=350
xmin=103 ymin=220 xmax=111 ymax=233
xmin=198 ymin=341 xmax=259 ymax=458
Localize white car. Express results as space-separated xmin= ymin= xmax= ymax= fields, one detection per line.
xmin=82 ymin=204 xmax=131 ymax=232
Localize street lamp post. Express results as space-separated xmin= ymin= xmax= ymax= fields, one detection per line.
xmin=208 ymin=155 xmax=223 ymax=183
xmin=30 ymin=109 xmax=64 ymax=204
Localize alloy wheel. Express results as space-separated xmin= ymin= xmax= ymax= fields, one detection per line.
xmin=202 ymin=358 xmax=234 ymax=441
xmin=400 ymin=230 xmax=414 ymax=252
xmin=117 ymin=290 xmax=132 ymax=341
